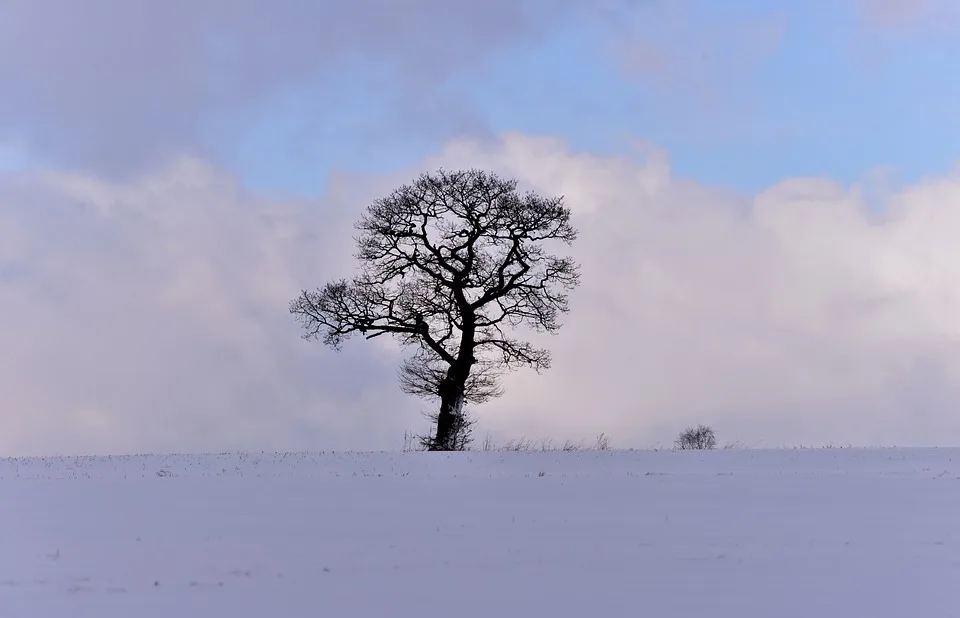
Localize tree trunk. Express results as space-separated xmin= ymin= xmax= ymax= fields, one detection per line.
xmin=431 ymin=307 xmax=475 ymax=451
xmin=431 ymin=365 xmax=469 ymax=451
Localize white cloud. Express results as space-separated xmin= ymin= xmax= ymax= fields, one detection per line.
xmin=3 ymin=134 xmax=960 ymax=455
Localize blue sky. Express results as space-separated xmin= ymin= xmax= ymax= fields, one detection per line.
xmin=2 ymin=0 xmax=960 ymax=456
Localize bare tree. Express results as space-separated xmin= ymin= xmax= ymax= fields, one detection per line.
xmin=675 ymin=425 xmax=718 ymax=450
xmin=290 ymin=169 xmax=580 ymax=451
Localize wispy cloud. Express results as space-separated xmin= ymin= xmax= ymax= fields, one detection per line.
xmin=855 ymin=0 xmax=960 ymax=32
xmin=617 ymin=4 xmax=785 ymax=100
xmin=0 ymin=0 xmax=597 ymax=175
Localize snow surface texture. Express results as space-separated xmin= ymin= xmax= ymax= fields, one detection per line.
xmin=2 ymin=449 xmax=959 ymax=617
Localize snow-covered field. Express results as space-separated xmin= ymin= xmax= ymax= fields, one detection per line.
xmin=2 ymin=448 xmax=958 ymax=617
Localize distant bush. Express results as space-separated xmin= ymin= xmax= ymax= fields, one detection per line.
xmin=675 ymin=425 xmax=717 ymax=450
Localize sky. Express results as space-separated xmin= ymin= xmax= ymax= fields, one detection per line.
xmin=1 ymin=0 xmax=959 ymax=456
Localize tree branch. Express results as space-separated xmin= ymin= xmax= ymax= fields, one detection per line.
xmin=290 ymin=168 xmax=580 ymax=406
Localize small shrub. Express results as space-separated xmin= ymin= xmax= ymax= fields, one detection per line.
xmin=401 ymin=431 xmax=424 ymax=453
xmin=479 ymin=434 xmax=497 ymax=452
xmin=537 ymin=437 xmax=555 ymax=452
xmin=501 ymin=437 xmax=535 ymax=452
xmin=594 ymin=433 xmax=611 ymax=451
xmin=675 ymin=425 xmax=717 ymax=450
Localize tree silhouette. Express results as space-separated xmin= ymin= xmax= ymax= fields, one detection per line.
xmin=290 ymin=169 xmax=580 ymax=450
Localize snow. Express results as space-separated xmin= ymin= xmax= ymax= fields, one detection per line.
xmin=2 ymin=448 xmax=958 ymax=617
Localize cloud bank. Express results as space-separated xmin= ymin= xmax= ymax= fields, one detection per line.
xmin=0 ymin=160 xmax=423 ymax=455
xmin=3 ymin=134 xmax=959 ymax=455
xmin=434 ymin=135 xmax=960 ymax=448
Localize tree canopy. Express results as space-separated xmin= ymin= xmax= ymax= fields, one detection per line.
xmin=290 ymin=168 xmax=579 ymax=450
